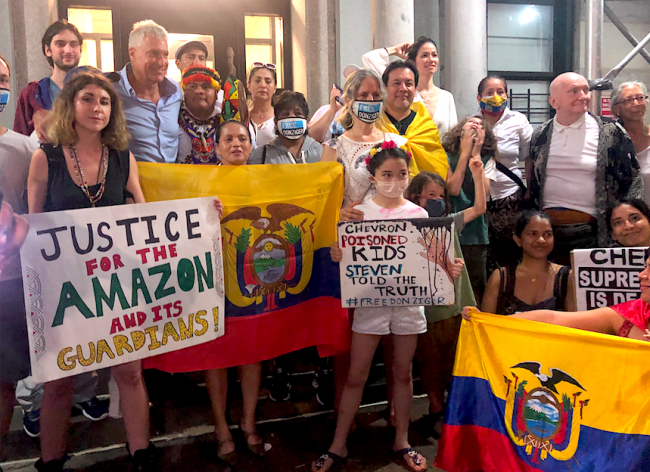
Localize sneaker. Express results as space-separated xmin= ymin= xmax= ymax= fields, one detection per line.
xmin=23 ymin=409 xmax=40 ymax=438
xmin=313 ymin=368 xmax=334 ymax=408
xmin=76 ymin=397 xmax=109 ymax=421
xmin=269 ymin=368 xmax=291 ymax=402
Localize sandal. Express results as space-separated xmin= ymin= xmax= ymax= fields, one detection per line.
xmin=241 ymin=427 xmax=268 ymax=456
xmin=395 ymin=447 xmax=426 ymax=471
xmin=313 ymin=451 xmax=346 ymax=471
xmin=217 ymin=438 xmax=238 ymax=466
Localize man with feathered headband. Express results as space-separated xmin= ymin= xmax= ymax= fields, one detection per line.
xmin=177 ymin=65 xmax=222 ymax=164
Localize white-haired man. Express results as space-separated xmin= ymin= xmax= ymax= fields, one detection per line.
xmin=113 ymin=20 xmax=182 ymax=163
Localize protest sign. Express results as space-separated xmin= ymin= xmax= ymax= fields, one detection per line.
xmin=20 ymin=197 xmax=225 ymax=383
xmin=573 ymin=247 xmax=644 ymax=311
xmin=338 ymin=217 xmax=455 ymax=308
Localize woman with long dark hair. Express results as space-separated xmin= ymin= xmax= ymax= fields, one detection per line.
xmin=362 ymin=36 xmax=457 ymax=135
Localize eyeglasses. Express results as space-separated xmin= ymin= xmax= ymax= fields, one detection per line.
xmin=618 ymin=95 xmax=648 ymax=106
xmin=252 ymin=62 xmax=276 ymax=70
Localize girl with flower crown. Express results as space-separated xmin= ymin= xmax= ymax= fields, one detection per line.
xmin=313 ymin=144 xmax=428 ymax=472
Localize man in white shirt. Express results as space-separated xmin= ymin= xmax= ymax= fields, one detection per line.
xmin=527 ymin=72 xmax=642 ymax=264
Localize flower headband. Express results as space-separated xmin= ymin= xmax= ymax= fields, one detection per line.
xmin=364 ymin=140 xmax=411 ymax=166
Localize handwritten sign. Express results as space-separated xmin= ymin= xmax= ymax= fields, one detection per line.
xmin=573 ymin=247 xmax=644 ymax=311
xmin=20 ymin=197 xmax=225 ymax=383
xmin=338 ymin=217 xmax=455 ymax=308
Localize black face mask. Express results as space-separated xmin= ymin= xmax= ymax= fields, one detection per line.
xmin=425 ymin=198 xmax=446 ymax=218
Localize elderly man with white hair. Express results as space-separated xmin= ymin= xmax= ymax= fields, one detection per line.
xmin=113 ymin=20 xmax=182 ymax=163
xmin=526 ymin=72 xmax=643 ymax=265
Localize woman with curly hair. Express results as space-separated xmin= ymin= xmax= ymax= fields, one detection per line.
xmin=442 ymin=116 xmax=498 ymax=302
xmin=27 ymin=71 xmax=154 ymax=472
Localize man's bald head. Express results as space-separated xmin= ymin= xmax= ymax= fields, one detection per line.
xmin=549 ymin=72 xmax=590 ymax=125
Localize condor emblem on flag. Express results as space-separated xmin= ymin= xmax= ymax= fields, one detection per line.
xmin=436 ymin=311 xmax=650 ymax=472
xmin=138 ymin=162 xmax=351 ymax=371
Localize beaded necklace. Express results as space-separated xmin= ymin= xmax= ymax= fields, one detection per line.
xmin=179 ymin=109 xmax=220 ymax=164
xmin=70 ymin=144 xmax=109 ymax=207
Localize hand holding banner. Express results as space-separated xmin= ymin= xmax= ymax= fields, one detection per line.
xmin=338 ymin=217 xmax=455 ymax=308
xmin=20 ymin=197 xmax=225 ymax=383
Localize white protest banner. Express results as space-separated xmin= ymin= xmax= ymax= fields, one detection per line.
xmin=573 ymin=247 xmax=644 ymax=311
xmin=20 ymin=197 xmax=225 ymax=383
xmin=338 ymin=217 xmax=455 ymax=308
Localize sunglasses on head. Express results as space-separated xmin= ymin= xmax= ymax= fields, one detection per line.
xmin=252 ymin=62 xmax=277 ymax=71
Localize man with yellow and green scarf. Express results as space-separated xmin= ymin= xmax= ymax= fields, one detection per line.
xmin=375 ymin=60 xmax=448 ymax=179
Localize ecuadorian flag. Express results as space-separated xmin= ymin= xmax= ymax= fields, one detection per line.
xmin=436 ymin=311 xmax=650 ymax=472
xmin=138 ymin=162 xmax=350 ymax=370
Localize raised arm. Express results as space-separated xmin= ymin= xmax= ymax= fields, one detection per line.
xmin=308 ymin=87 xmax=342 ymax=143
xmin=462 ymin=156 xmax=487 ymax=224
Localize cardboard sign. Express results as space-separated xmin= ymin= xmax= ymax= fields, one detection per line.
xmin=338 ymin=217 xmax=455 ymax=308
xmin=573 ymin=247 xmax=644 ymax=311
xmin=20 ymin=197 xmax=225 ymax=382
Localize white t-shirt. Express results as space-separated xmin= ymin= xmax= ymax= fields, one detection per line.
xmin=636 ymin=145 xmax=650 ymax=206
xmin=361 ymin=48 xmax=458 ymax=136
xmin=0 ymin=129 xmax=38 ymax=281
xmin=486 ymin=108 xmax=533 ymax=200
xmin=249 ymin=116 xmax=276 ymax=147
xmin=543 ymin=114 xmax=599 ymax=216
xmin=352 ymin=199 xmax=428 ymax=321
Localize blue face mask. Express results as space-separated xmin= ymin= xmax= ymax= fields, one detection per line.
xmin=352 ymin=100 xmax=383 ymax=123
xmin=277 ymin=117 xmax=307 ymax=139
xmin=425 ymin=198 xmax=446 ymax=217
xmin=0 ymin=88 xmax=9 ymax=113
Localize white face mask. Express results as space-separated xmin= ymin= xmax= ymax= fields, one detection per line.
xmin=0 ymin=88 xmax=9 ymax=113
xmin=277 ymin=117 xmax=307 ymax=139
xmin=374 ymin=178 xmax=409 ymax=198
xmin=352 ymin=100 xmax=383 ymax=123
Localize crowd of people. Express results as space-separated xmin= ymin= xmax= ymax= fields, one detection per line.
xmin=0 ymin=15 xmax=649 ymax=472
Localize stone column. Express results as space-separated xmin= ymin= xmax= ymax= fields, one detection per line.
xmin=1 ymin=0 xmax=57 ymax=129
xmin=293 ymin=0 xmax=336 ymax=116
xmin=444 ymin=0 xmax=487 ymax=119
xmin=414 ymin=0 xmax=441 ymax=86
xmin=336 ymin=0 xmax=372 ymax=84
xmin=371 ymin=0 xmax=414 ymax=50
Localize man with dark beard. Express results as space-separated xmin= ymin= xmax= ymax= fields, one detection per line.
xmin=13 ymin=20 xmax=82 ymax=141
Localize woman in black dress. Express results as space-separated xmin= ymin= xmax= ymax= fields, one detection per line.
xmin=27 ymin=72 xmax=152 ymax=472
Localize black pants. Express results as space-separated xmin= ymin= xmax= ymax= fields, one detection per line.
xmin=551 ymin=222 xmax=598 ymax=266
xmin=461 ymin=244 xmax=488 ymax=305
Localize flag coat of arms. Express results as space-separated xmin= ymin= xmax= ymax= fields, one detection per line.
xmin=138 ymin=162 xmax=351 ymax=370
xmin=436 ymin=312 xmax=650 ymax=472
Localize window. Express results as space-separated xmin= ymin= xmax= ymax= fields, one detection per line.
xmin=244 ymin=15 xmax=284 ymax=87
xmin=67 ymin=8 xmax=114 ymax=72
xmin=507 ymin=80 xmax=551 ymax=127
xmin=167 ymin=34 xmax=215 ymax=83
xmin=488 ymin=4 xmax=554 ymax=73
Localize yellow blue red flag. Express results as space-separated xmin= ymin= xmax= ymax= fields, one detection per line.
xmin=138 ymin=162 xmax=351 ymax=370
xmin=436 ymin=311 xmax=650 ymax=472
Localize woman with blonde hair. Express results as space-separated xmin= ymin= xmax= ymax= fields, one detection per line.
xmin=27 ymin=72 xmax=153 ymax=472
xmin=321 ymin=68 xmax=405 ymax=220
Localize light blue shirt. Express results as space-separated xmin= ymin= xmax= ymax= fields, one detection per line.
xmin=113 ymin=64 xmax=182 ymax=163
